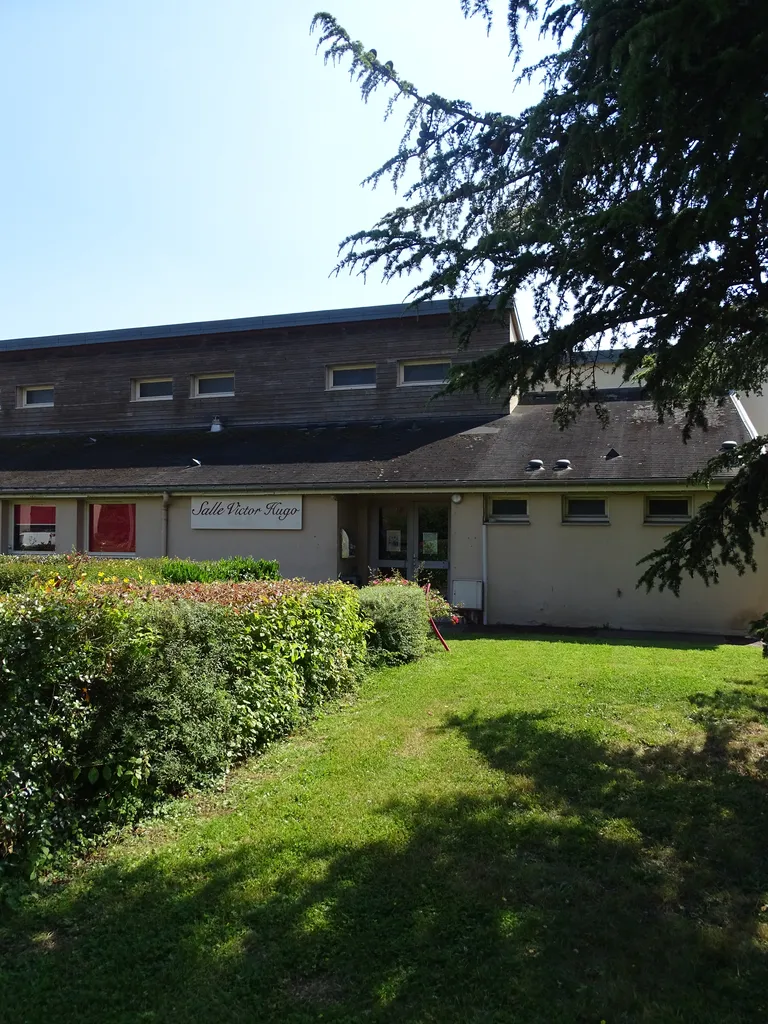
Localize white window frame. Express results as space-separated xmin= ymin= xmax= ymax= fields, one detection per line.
xmin=191 ymin=373 xmax=235 ymax=398
xmin=562 ymin=496 xmax=610 ymax=524
xmin=485 ymin=495 xmax=530 ymax=523
xmin=398 ymin=359 xmax=452 ymax=387
xmin=18 ymin=384 xmax=54 ymax=409
xmin=644 ymin=496 xmax=692 ymax=524
xmin=131 ymin=377 xmax=173 ymax=402
xmin=326 ymin=364 xmax=376 ymax=391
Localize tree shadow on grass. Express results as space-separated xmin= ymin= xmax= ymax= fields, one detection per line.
xmin=3 ymin=710 xmax=768 ymax=1023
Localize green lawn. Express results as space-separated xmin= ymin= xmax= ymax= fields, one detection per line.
xmin=2 ymin=635 xmax=768 ymax=1023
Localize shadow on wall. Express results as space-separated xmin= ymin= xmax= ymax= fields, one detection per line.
xmin=3 ymin=688 xmax=768 ymax=1022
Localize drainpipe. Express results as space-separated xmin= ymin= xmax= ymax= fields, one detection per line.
xmin=161 ymin=491 xmax=172 ymax=556
xmin=481 ymin=522 xmax=488 ymax=626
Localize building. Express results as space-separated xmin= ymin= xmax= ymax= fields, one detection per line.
xmin=1 ymin=300 xmax=766 ymax=634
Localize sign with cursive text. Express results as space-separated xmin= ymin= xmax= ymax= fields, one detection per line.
xmin=191 ymin=496 xmax=302 ymax=530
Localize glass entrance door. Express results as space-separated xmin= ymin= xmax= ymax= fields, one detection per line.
xmin=372 ymin=502 xmax=450 ymax=597
xmin=416 ymin=504 xmax=450 ymax=596
xmin=377 ymin=504 xmax=409 ymax=574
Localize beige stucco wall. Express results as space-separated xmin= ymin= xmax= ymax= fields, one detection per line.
xmin=3 ymin=498 xmax=79 ymax=554
xmin=1 ymin=497 xmax=162 ymax=557
xmin=166 ymin=494 xmax=338 ymax=581
xmin=450 ymin=494 xmax=484 ymax=583
xmin=483 ymin=491 xmax=768 ymax=633
xmin=131 ymin=498 xmax=164 ymax=557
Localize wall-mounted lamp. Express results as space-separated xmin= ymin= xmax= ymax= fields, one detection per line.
xmin=451 ymin=493 xmax=463 ymax=504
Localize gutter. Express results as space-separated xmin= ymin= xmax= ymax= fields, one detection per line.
xmin=482 ymin=523 xmax=488 ymax=627
xmin=160 ymin=491 xmax=172 ymax=556
xmin=0 ymin=479 xmax=737 ymax=498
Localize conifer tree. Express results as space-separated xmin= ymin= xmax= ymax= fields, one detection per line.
xmin=312 ymin=1 xmax=768 ymax=594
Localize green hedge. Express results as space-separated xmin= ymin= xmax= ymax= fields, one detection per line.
xmin=358 ymin=581 xmax=432 ymax=665
xmin=0 ymin=554 xmax=280 ymax=592
xmin=0 ymin=581 xmax=366 ymax=877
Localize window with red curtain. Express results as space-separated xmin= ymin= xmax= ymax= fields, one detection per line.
xmin=14 ymin=505 xmax=56 ymax=551
xmin=88 ymin=504 xmax=136 ymax=553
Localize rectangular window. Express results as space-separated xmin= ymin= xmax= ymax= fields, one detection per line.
xmin=645 ymin=497 xmax=691 ymax=523
xmin=192 ymin=374 xmax=235 ymax=397
xmin=89 ymin=504 xmax=136 ymax=553
xmin=563 ymin=497 xmax=608 ymax=522
xmin=133 ymin=378 xmax=173 ymax=401
xmin=399 ymin=360 xmax=451 ymax=385
xmin=13 ymin=505 xmax=56 ymax=551
xmin=327 ymin=365 xmax=376 ymax=389
xmin=18 ymin=385 xmax=54 ymax=408
xmin=487 ymin=497 xmax=529 ymax=522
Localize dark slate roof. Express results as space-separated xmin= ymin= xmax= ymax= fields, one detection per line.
xmin=0 ymin=299 xmax=466 ymax=354
xmin=0 ymin=391 xmax=747 ymax=494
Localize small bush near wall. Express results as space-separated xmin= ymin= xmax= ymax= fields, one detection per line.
xmin=0 ymin=554 xmax=281 ymax=592
xmin=358 ymin=580 xmax=432 ymax=666
xmin=0 ymin=580 xmax=366 ymax=878
xmin=160 ymin=556 xmax=281 ymax=583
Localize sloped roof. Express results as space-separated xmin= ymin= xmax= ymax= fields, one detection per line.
xmin=0 ymin=299 xmax=465 ymax=354
xmin=0 ymin=391 xmax=747 ymax=494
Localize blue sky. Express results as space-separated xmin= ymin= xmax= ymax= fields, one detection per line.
xmin=0 ymin=1 xmax=547 ymax=341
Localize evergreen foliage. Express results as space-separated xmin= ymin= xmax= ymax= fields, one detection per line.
xmin=312 ymin=2 xmax=768 ymax=592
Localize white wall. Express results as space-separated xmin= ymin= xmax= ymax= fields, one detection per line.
xmin=533 ymin=360 xmax=630 ymax=393
xmin=737 ymin=391 xmax=768 ymax=436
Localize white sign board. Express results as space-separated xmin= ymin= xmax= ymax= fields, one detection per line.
xmin=191 ymin=496 xmax=302 ymax=530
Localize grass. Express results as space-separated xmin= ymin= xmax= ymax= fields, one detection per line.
xmin=2 ymin=634 xmax=768 ymax=1023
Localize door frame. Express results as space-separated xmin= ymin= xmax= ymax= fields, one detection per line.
xmin=368 ymin=500 xmax=450 ymax=584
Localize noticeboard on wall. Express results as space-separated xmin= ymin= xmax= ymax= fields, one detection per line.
xmin=191 ymin=496 xmax=302 ymax=530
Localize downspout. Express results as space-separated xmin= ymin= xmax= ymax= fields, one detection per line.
xmin=161 ymin=491 xmax=172 ymax=557
xmin=482 ymin=522 xmax=488 ymax=626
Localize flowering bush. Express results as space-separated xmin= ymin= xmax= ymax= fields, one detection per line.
xmin=0 ymin=554 xmax=281 ymax=594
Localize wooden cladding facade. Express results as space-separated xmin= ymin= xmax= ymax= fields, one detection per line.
xmin=0 ymin=313 xmax=510 ymax=436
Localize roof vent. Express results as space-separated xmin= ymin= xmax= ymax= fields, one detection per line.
xmin=527 ymin=458 xmax=544 ymax=471
xmin=720 ymin=440 xmax=739 ymax=451
xmin=554 ymin=458 xmax=572 ymax=471
xmin=605 ymin=447 xmax=622 ymax=460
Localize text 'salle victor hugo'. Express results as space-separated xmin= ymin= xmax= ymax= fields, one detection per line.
xmin=191 ymin=496 xmax=302 ymax=530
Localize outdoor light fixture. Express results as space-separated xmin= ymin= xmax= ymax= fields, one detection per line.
xmin=451 ymin=493 xmax=463 ymax=504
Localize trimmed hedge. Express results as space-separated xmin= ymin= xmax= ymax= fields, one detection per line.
xmin=358 ymin=581 xmax=432 ymax=665
xmin=0 ymin=581 xmax=367 ymax=877
xmin=0 ymin=555 xmax=280 ymax=593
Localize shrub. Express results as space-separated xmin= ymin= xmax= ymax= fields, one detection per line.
xmin=0 ymin=558 xmax=42 ymax=593
xmin=0 ymin=554 xmax=281 ymax=592
xmin=0 ymin=581 xmax=366 ymax=877
xmin=358 ymin=581 xmax=431 ymax=666
xmin=217 ymin=556 xmax=281 ymax=581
